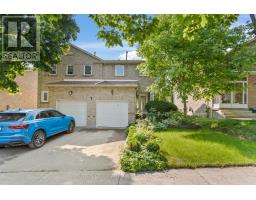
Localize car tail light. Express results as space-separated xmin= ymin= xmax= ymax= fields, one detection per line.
xmin=8 ymin=124 xmax=30 ymax=129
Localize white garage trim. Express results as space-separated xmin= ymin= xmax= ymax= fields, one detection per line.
xmin=96 ymin=100 xmax=129 ymax=128
xmin=56 ymin=100 xmax=87 ymax=127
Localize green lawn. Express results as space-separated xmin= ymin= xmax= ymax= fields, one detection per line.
xmin=156 ymin=129 xmax=256 ymax=168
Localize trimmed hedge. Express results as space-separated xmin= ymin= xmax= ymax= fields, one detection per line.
xmin=121 ymin=121 xmax=167 ymax=172
xmin=146 ymin=140 xmax=160 ymax=152
xmin=121 ymin=150 xmax=167 ymax=173
xmin=145 ymin=100 xmax=178 ymax=113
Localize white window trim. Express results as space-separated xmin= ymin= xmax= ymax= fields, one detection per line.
xmin=49 ymin=65 xmax=57 ymax=76
xmin=66 ymin=65 xmax=74 ymax=76
xmin=115 ymin=65 xmax=125 ymax=77
xmin=84 ymin=65 xmax=93 ymax=76
xmin=41 ymin=91 xmax=49 ymax=103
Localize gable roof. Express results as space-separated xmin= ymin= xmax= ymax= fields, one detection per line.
xmin=69 ymin=43 xmax=144 ymax=64
xmin=95 ymin=60 xmax=144 ymax=64
xmin=69 ymin=43 xmax=103 ymax=61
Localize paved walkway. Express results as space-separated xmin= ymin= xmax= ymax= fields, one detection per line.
xmin=1 ymin=166 xmax=256 ymax=185
xmin=120 ymin=166 xmax=256 ymax=185
xmin=0 ymin=129 xmax=256 ymax=184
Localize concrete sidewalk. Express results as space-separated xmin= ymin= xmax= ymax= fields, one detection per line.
xmin=120 ymin=166 xmax=256 ymax=185
xmin=1 ymin=167 xmax=256 ymax=185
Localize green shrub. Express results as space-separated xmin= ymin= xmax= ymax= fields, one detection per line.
xmin=151 ymin=120 xmax=170 ymax=130
xmin=146 ymin=140 xmax=160 ymax=152
xmin=147 ymin=111 xmax=171 ymax=123
xmin=120 ymin=150 xmax=167 ymax=172
xmin=145 ymin=100 xmax=178 ymax=113
xmin=127 ymin=138 xmax=141 ymax=152
xmin=134 ymin=132 xmax=148 ymax=144
xmin=128 ymin=125 xmax=137 ymax=135
xmin=191 ymin=117 xmax=256 ymax=141
xmin=147 ymin=111 xmax=200 ymax=130
xmin=121 ymin=118 xmax=168 ymax=172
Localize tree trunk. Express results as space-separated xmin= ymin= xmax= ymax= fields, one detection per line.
xmin=211 ymin=99 xmax=214 ymax=118
xmin=182 ymin=99 xmax=187 ymax=116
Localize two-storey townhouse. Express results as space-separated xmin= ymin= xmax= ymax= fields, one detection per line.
xmin=37 ymin=44 xmax=153 ymax=127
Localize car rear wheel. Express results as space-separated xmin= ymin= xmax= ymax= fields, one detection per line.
xmin=67 ymin=121 xmax=75 ymax=133
xmin=28 ymin=130 xmax=46 ymax=149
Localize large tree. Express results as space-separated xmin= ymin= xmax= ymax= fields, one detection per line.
xmin=137 ymin=15 xmax=256 ymax=114
xmin=89 ymin=14 xmax=239 ymax=46
xmin=0 ymin=15 xmax=79 ymax=93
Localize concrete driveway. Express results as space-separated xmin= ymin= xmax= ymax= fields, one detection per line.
xmin=0 ymin=129 xmax=127 ymax=184
xmin=1 ymin=129 xmax=256 ymax=185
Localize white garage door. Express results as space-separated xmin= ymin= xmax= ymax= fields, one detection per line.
xmin=56 ymin=100 xmax=87 ymax=127
xmin=96 ymin=101 xmax=128 ymax=128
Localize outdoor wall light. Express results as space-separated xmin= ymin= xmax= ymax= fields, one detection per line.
xmin=68 ymin=90 xmax=73 ymax=96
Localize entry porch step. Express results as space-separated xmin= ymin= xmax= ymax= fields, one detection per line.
xmin=217 ymin=108 xmax=256 ymax=119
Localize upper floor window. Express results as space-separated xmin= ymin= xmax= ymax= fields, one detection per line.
xmin=115 ymin=65 xmax=125 ymax=76
xmin=66 ymin=65 xmax=74 ymax=75
xmin=49 ymin=65 xmax=57 ymax=75
xmin=84 ymin=65 xmax=92 ymax=76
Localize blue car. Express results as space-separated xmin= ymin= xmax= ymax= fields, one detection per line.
xmin=0 ymin=109 xmax=75 ymax=148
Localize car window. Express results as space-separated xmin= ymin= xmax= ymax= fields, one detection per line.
xmin=54 ymin=110 xmax=65 ymax=117
xmin=0 ymin=113 xmax=26 ymax=122
xmin=36 ymin=111 xmax=49 ymax=119
xmin=47 ymin=110 xmax=64 ymax=118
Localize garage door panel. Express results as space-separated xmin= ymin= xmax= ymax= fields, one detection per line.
xmin=57 ymin=100 xmax=87 ymax=127
xmin=96 ymin=101 xmax=128 ymax=128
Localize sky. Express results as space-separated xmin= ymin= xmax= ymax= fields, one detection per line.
xmin=72 ymin=14 xmax=138 ymax=60
xmin=72 ymin=14 xmax=252 ymax=60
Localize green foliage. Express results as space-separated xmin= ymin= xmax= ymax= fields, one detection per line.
xmin=89 ymin=14 xmax=158 ymax=47
xmin=0 ymin=14 xmax=79 ymax=93
xmin=90 ymin=14 xmax=239 ymax=47
xmin=127 ymin=138 xmax=141 ymax=152
xmin=145 ymin=100 xmax=178 ymax=113
xmin=134 ymin=132 xmax=148 ymax=144
xmin=127 ymin=125 xmax=137 ymax=136
xmin=121 ymin=120 xmax=167 ymax=172
xmin=126 ymin=125 xmax=142 ymax=152
xmin=192 ymin=117 xmax=256 ymax=141
xmin=176 ymin=15 xmax=239 ymax=40
xmin=147 ymin=109 xmax=256 ymax=141
xmin=120 ymin=149 xmax=167 ymax=173
xmin=146 ymin=140 xmax=160 ymax=152
xmin=137 ymin=15 xmax=256 ymax=114
xmin=147 ymin=111 xmax=199 ymax=130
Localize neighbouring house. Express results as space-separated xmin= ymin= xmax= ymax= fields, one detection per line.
xmin=0 ymin=44 xmax=153 ymax=128
xmin=0 ymin=70 xmax=38 ymax=111
xmin=173 ymin=74 xmax=256 ymax=119
xmin=174 ymin=39 xmax=256 ymax=120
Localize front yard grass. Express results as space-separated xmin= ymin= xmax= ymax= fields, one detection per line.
xmin=156 ymin=128 xmax=256 ymax=168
